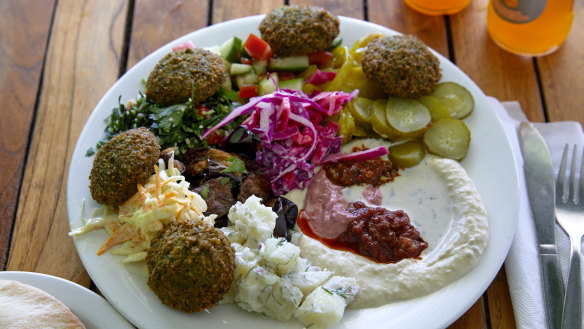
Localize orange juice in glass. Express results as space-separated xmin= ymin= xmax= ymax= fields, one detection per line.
xmin=404 ymin=0 xmax=471 ymax=15
xmin=487 ymin=0 xmax=574 ymax=56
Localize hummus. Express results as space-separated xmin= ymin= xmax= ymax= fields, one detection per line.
xmin=286 ymin=139 xmax=489 ymax=309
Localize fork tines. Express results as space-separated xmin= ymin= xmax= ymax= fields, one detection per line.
xmin=557 ymin=144 xmax=584 ymax=204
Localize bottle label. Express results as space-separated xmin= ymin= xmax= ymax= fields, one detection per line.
xmin=493 ymin=0 xmax=547 ymax=23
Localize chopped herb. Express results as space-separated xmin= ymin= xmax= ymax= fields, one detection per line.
xmin=276 ymin=238 xmax=286 ymax=247
xmin=321 ymin=286 xmax=354 ymax=300
xmin=220 ymin=177 xmax=231 ymax=185
xmin=86 ymin=89 xmax=244 ymax=159
xmin=200 ymin=185 xmax=209 ymax=199
xmin=221 ymin=157 xmax=248 ymax=174
xmin=85 ymin=147 xmax=95 ymax=157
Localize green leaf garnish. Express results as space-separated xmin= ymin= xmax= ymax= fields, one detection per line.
xmin=221 ymin=157 xmax=248 ymax=174
xmin=200 ymin=185 xmax=209 ymax=199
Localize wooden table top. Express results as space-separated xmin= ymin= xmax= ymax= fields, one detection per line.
xmin=2 ymin=0 xmax=582 ymax=328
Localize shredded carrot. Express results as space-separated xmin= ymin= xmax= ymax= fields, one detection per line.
xmin=137 ymin=184 xmax=148 ymax=208
xmin=175 ymin=203 xmax=187 ymax=218
xmin=97 ymin=223 xmax=136 ymax=255
xmin=164 ymin=191 xmax=177 ymax=199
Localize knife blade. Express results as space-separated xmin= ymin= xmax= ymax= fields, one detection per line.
xmin=518 ymin=121 xmax=564 ymax=329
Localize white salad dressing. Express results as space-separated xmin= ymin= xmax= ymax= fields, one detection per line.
xmin=286 ymin=138 xmax=489 ymax=308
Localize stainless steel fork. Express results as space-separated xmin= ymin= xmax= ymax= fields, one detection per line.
xmin=556 ymin=144 xmax=584 ymax=329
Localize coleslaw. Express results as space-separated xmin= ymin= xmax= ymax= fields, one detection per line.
xmin=70 ymin=155 xmax=215 ymax=262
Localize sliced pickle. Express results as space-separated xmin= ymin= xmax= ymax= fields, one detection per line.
xmin=385 ymin=98 xmax=431 ymax=139
xmin=370 ymin=99 xmax=393 ymax=138
xmin=423 ymin=119 xmax=471 ymax=161
xmin=349 ymin=97 xmax=373 ymax=124
xmin=431 ymin=82 xmax=474 ymax=119
xmin=353 ymin=123 xmax=371 ymax=137
xmin=337 ymin=107 xmax=355 ymax=144
xmin=418 ymin=95 xmax=451 ymax=122
xmin=389 ymin=140 xmax=426 ymax=168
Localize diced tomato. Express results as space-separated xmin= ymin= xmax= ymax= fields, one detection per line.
xmin=308 ymin=51 xmax=333 ymax=67
xmin=238 ymin=84 xmax=259 ymax=99
xmin=240 ymin=57 xmax=253 ymax=65
xmin=196 ymin=105 xmax=212 ymax=118
xmin=205 ymin=130 xmax=224 ymax=145
xmin=243 ymin=33 xmax=272 ymax=61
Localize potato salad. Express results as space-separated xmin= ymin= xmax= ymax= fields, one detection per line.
xmin=220 ymin=196 xmax=359 ymax=328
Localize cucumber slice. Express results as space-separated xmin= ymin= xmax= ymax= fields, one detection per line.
xmin=269 ymin=56 xmax=310 ymax=71
xmin=230 ymin=63 xmax=252 ymax=75
xmin=252 ymin=59 xmax=268 ymax=75
xmin=204 ymin=45 xmax=221 ymax=56
xmin=370 ymin=99 xmax=393 ymax=138
xmin=220 ymin=36 xmax=243 ymax=63
xmin=418 ymin=96 xmax=451 ymax=122
xmin=349 ymin=97 xmax=373 ymax=124
xmin=279 ymin=77 xmax=304 ymax=91
xmin=389 ymin=140 xmax=426 ymax=168
xmin=258 ymin=73 xmax=279 ymax=95
xmin=235 ymin=71 xmax=259 ymax=88
xmin=385 ymin=98 xmax=431 ymax=139
xmin=423 ymin=119 xmax=471 ymax=161
xmin=431 ymin=82 xmax=474 ymax=119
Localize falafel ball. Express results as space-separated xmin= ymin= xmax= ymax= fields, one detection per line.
xmin=89 ymin=127 xmax=160 ymax=205
xmin=362 ymin=35 xmax=442 ymax=99
xmin=146 ymin=220 xmax=235 ymax=313
xmin=259 ymin=5 xmax=340 ymax=56
xmin=145 ymin=47 xmax=227 ymax=106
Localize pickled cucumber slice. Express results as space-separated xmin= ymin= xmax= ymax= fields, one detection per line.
xmin=389 ymin=140 xmax=426 ymax=168
xmin=418 ymin=96 xmax=451 ymax=122
xmin=370 ymin=99 xmax=393 ymax=138
xmin=385 ymin=98 xmax=431 ymax=139
xmin=349 ymin=97 xmax=373 ymax=124
xmin=353 ymin=123 xmax=371 ymax=137
xmin=337 ymin=107 xmax=355 ymax=144
xmin=423 ymin=119 xmax=471 ymax=160
xmin=431 ymin=82 xmax=474 ymax=119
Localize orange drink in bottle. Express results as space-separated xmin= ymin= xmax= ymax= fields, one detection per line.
xmin=404 ymin=0 xmax=472 ymax=15
xmin=487 ymin=0 xmax=574 ymax=56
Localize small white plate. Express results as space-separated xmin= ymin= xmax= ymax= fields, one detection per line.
xmin=0 ymin=271 xmax=134 ymax=329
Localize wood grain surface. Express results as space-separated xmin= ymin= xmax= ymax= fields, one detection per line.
xmin=6 ymin=0 xmax=129 ymax=286
xmin=0 ymin=0 xmax=56 ymax=268
xmin=2 ymin=1 xmax=583 ymax=328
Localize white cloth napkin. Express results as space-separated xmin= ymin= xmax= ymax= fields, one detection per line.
xmin=490 ymin=97 xmax=584 ymax=329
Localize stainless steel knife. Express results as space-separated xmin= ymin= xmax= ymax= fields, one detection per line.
xmin=519 ymin=121 xmax=564 ymax=329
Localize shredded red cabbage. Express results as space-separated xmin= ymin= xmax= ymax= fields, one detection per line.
xmin=305 ymin=69 xmax=337 ymax=85
xmin=202 ymin=88 xmax=365 ymax=195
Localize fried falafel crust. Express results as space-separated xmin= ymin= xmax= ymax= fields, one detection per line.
xmin=146 ymin=220 xmax=235 ymax=313
xmin=259 ymin=5 xmax=340 ymax=56
xmin=362 ymin=35 xmax=441 ymax=99
xmin=89 ymin=127 xmax=160 ymax=205
xmin=145 ymin=47 xmax=227 ymax=106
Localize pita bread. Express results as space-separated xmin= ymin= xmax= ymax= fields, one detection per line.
xmin=0 ymin=280 xmax=86 ymax=329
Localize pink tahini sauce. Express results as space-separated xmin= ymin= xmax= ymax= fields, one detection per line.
xmin=301 ymin=170 xmax=357 ymax=239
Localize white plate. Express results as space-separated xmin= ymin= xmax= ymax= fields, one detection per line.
xmin=67 ymin=15 xmax=519 ymax=329
xmin=0 ymin=271 xmax=134 ymax=329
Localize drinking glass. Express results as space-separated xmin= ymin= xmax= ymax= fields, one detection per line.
xmin=487 ymin=0 xmax=574 ymax=56
xmin=403 ymin=0 xmax=472 ymax=15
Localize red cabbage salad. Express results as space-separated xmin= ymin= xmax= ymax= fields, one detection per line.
xmin=202 ymin=87 xmax=388 ymax=195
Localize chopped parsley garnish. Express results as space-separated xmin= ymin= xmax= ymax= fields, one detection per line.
xmin=88 ymin=88 xmax=243 ymax=159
